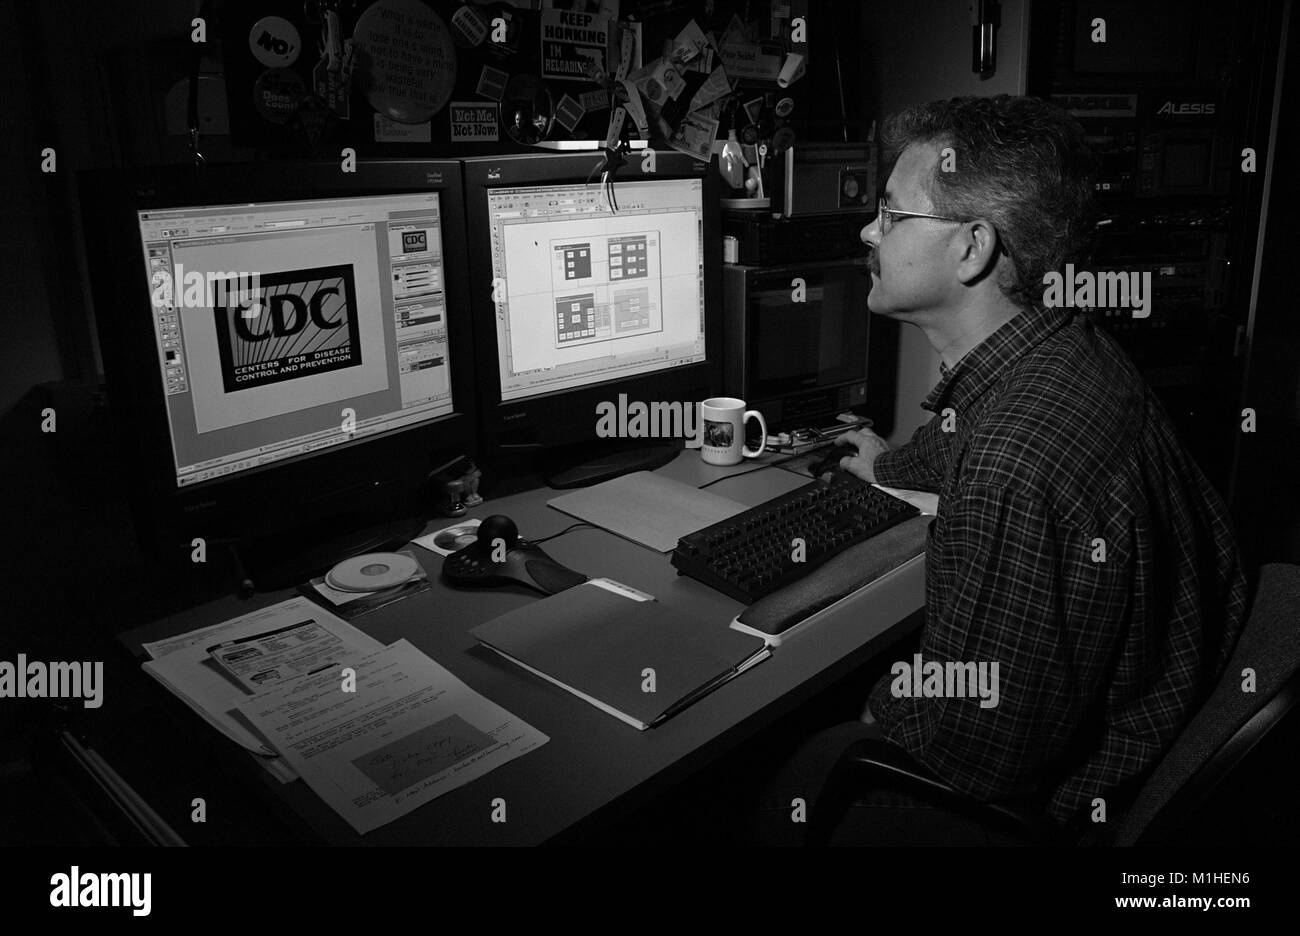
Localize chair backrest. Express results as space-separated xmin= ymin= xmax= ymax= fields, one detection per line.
xmin=1112 ymin=562 xmax=1300 ymax=845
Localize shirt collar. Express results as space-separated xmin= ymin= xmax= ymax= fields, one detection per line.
xmin=922 ymin=305 xmax=1077 ymax=414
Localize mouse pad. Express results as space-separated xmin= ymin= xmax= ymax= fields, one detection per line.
xmin=547 ymin=471 xmax=748 ymax=553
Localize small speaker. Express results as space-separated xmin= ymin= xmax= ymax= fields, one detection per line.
xmin=778 ymin=143 xmax=876 ymax=217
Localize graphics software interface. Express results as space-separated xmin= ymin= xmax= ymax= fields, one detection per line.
xmin=486 ymin=177 xmax=707 ymax=402
xmin=138 ymin=191 xmax=454 ymax=486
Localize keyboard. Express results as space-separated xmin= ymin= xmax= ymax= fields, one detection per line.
xmin=671 ymin=472 xmax=921 ymax=603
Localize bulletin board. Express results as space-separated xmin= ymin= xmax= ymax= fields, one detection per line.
xmin=221 ymin=0 xmax=812 ymax=158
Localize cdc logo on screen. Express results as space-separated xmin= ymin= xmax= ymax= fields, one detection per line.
xmin=213 ymin=264 xmax=361 ymax=392
xmin=402 ymin=230 xmax=428 ymax=253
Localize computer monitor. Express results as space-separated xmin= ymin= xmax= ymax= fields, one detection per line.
xmin=462 ymin=152 xmax=722 ymax=484
xmin=79 ymin=160 xmax=476 ymax=585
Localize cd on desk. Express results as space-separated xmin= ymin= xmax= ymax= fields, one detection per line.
xmin=326 ymin=552 xmax=420 ymax=592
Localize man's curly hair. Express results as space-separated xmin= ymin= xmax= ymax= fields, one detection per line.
xmin=882 ymin=94 xmax=1097 ymax=310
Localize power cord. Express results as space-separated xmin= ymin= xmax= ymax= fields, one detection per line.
xmin=530 ymin=522 xmax=599 ymax=544
xmin=696 ymin=452 xmax=807 ymax=489
xmin=187 ymin=0 xmax=215 ymax=173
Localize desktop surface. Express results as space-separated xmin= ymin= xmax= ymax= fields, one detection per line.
xmin=116 ymin=452 xmax=927 ymax=845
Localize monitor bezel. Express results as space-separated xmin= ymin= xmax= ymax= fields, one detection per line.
xmin=462 ymin=151 xmax=723 ymax=456
xmin=79 ymin=159 xmax=477 ymax=548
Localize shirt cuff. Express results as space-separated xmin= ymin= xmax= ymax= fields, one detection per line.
xmin=872 ymin=448 xmax=926 ymax=490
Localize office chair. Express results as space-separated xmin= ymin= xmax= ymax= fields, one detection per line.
xmin=807 ymin=562 xmax=1300 ymax=846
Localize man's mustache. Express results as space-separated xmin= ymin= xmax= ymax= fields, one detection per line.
xmin=866 ymin=252 xmax=880 ymax=275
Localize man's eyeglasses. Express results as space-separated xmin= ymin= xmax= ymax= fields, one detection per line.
xmin=876 ymin=197 xmax=965 ymax=235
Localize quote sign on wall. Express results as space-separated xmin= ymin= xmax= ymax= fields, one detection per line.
xmin=352 ymin=0 xmax=457 ymax=124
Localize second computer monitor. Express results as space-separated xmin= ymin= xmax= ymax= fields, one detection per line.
xmin=464 ymin=152 xmax=722 ymax=455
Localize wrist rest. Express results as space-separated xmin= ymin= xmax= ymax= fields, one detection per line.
xmin=736 ymin=514 xmax=930 ymax=637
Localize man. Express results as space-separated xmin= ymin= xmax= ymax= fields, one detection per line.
xmin=761 ymin=95 xmax=1248 ymax=843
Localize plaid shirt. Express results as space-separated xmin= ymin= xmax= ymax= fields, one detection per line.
xmin=868 ymin=305 xmax=1248 ymax=826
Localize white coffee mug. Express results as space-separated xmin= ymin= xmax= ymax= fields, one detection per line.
xmin=700 ymin=397 xmax=767 ymax=466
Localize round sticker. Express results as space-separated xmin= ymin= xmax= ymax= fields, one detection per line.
xmin=253 ymin=68 xmax=306 ymax=124
xmin=353 ymin=0 xmax=457 ymax=124
xmin=772 ymin=125 xmax=797 ymax=153
xmin=450 ymin=4 xmax=489 ymax=48
xmin=249 ymin=16 xmax=302 ymax=67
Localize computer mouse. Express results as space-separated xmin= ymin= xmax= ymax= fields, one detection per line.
xmin=808 ymin=450 xmax=847 ymax=478
xmin=476 ymin=514 xmax=519 ymax=550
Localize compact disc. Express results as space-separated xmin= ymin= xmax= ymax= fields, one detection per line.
xmin=327 ymin=552 xmax=419 ymax=592
xmin=433 ymin=523 xmax=481 ymax=554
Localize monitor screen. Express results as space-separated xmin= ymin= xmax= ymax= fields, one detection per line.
xmin=485 ymin=177 xmax=708 ymax=402
xmin=138 ymin=191 xmax=456 ymax=487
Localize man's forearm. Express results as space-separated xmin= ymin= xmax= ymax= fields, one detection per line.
xmin=871 ymin=417 xmax=951 ymax=491
xmin=873 ymin=445 xmax=943 ymax=491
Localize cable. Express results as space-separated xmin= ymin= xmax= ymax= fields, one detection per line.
xmin=696 ymin=452 xmax=807 ymax=489
xmin=589 ymin=141 xmax=628 ymax=213
xmin=833 ymin=13 xmax=849 ymax=143
xmin=187 ymin=0 xmax=214 ymax=172
xmin=530 ymin=522 xmax=599 ymax=544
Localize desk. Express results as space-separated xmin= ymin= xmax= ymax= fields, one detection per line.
xmin=118 ymin=452 xmax=927 ymax=845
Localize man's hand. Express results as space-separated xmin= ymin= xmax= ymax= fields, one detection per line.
xmin=834 ymin=427 xmax=891 ymax=483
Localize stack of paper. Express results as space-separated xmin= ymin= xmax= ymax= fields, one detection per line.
xmin=238 ymin=640 xmax=548 ymax=834
xmin=141 ymin=596 xmax=383 ymax=759
xmin=141 ymin=597 xmax=549 ymax=833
